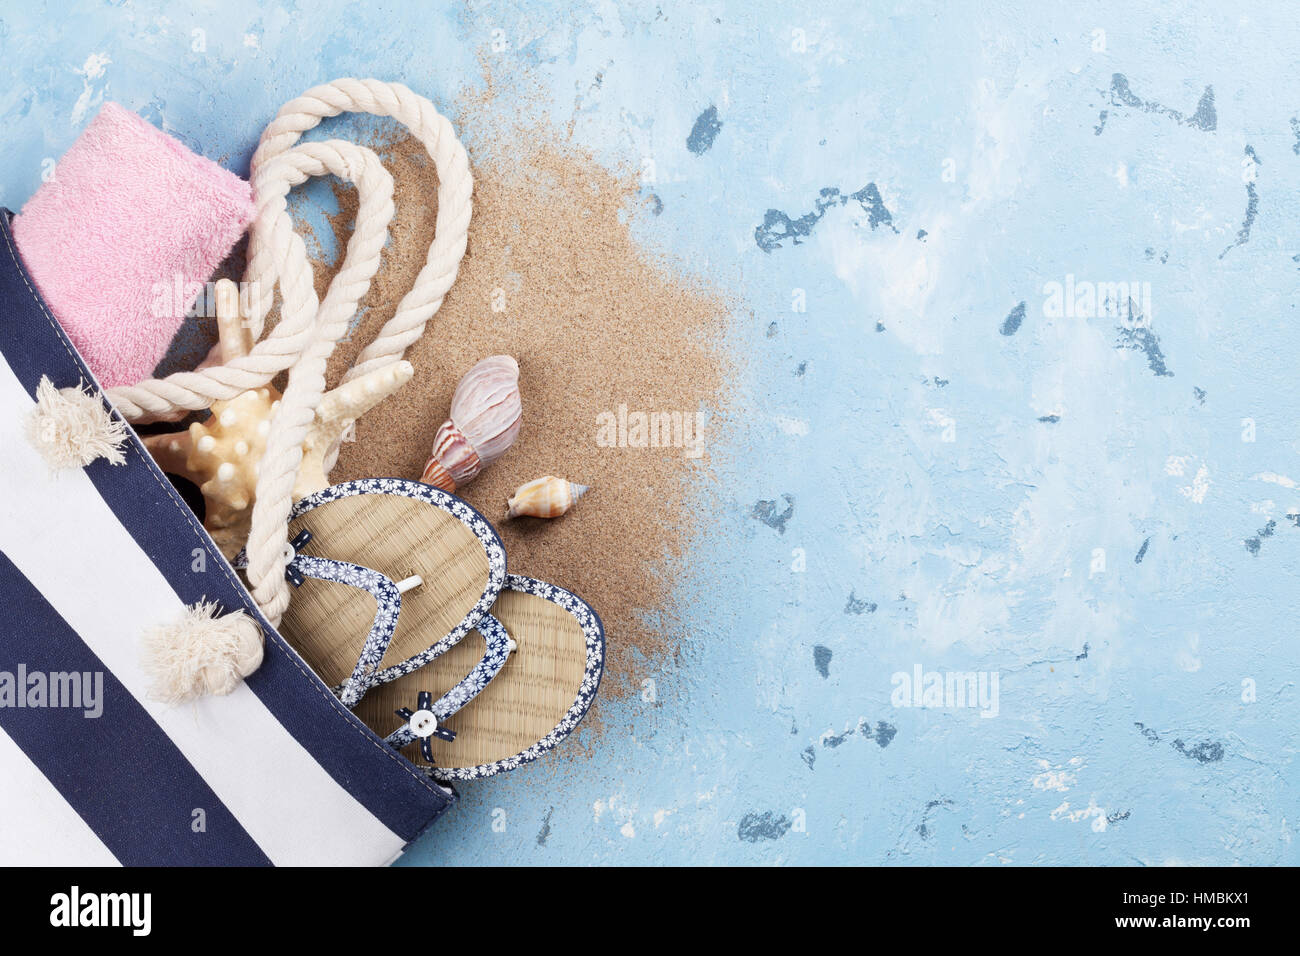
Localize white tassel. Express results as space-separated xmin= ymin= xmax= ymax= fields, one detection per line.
xmin=142 ymin=601 xmax=264 ymax=703
xmin=25 ymin=375 xmax=127 ymax=470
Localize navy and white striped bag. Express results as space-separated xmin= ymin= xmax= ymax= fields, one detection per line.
xmin=0 ymin=210 xmax=455 ymax=866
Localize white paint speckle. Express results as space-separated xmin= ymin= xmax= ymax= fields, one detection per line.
xmin=1050 ymin=797 xmax=1108 ymax=831
xmin=773 ymin=415 xmax=810 ymax=436
xmin=71 ymin=53 xmax=112 ymax=125
xmin=1180 ymin=465 xmax=1211 ymax=504
xmin=1167 ymin=456 xmax=1210 ymax=502
xmin=1032 ymin=759 xmax=1078 ymax=792
xmin=1255 ymin=472 xmax=1298 ymax=489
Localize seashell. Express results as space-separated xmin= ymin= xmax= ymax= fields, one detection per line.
xmin=144 ymin=281 xmax=413 ymax=556
xmin=506 ymin=476 xmax=589 ymax=519
xmin=421 ymin=355 xmax=521 ymax=491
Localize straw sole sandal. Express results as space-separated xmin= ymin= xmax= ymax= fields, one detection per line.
xmin=364 ymin=574 xmax=605 ymax=780
xmin=272 ymin=478 xmax=506 ymax=705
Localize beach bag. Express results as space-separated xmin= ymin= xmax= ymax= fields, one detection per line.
xmin=0 ymin=209 xmax=456 ymax=865
xmin=1 ymin=80 xmax=603 ymax=865
xmin=0 ymin=80 xmax=480 ymax=866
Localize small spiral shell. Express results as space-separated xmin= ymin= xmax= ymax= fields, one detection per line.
xmin=506 ymin=476 xmax=589 ymax=519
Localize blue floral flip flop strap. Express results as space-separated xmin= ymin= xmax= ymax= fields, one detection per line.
xmin=285 ymin=554 xmax=400 ymax=708
xmin=278 ymin=478 xmax=507 ymax=691
xmin=382 ymin=613 xmax=514 ymax=763
xmin=370 ymin=574 xmax=605 ymax=781
xmin=235 ymin=532 xmax=510 ymax=711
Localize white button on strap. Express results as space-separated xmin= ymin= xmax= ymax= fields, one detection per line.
xmin=408 ymin=708 xmax=438 ymax=739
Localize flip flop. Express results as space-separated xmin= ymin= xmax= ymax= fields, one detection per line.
xmin=363 ymin=574 xmax=605 ymax=780
xmin=380 ymin=613 xmax=515 ymax=759
xmin=270 ymin=478 xmax=507 ymax=703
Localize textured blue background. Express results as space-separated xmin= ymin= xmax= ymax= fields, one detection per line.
xmin=2 ymin=0 xmax=1297 ymax=864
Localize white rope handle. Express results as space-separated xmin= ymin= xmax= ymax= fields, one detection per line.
xmin=245 ymin=140 xmax=395 ymax=624
xmin=249 ymin=78 xmax=473 ymax=385
xmin=245 ymin=81 xmax=474 ymax=624
xmin=111 ymin=79 xmax=473 ymax=625
xmin=107 ymin=77 xmax=472 ymax=422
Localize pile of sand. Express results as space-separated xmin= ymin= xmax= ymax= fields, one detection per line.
xmin=299 ymin=98 xmax=736 ymax=706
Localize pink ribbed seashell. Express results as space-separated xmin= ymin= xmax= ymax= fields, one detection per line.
xmin=421 ymin=355 xmax=522 ymax=492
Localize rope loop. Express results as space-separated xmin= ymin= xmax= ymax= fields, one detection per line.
xmin=111 ymin=80 xmax=473 ymax=624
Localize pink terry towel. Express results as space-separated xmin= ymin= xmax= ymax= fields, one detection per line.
xmin=12 ymin=102 xmax=255 ymax=388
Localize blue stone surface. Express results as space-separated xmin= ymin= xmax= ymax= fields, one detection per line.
xmin=2 ymin=0 xmax=1296 ymax=865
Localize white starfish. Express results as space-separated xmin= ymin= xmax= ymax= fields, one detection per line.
xmin=144 ymin=279 xmax=412 ymax=555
